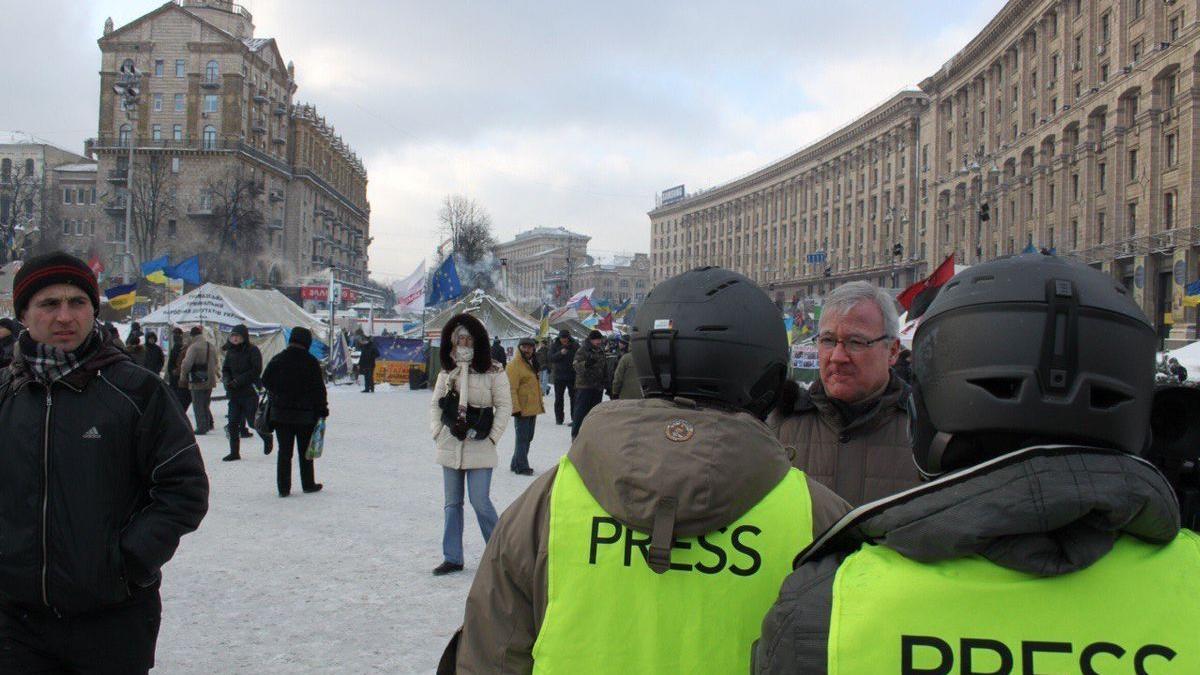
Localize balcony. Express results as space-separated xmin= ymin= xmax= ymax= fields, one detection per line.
xmin=273 ymin=102 xmax=287 ymax=116
xmin=200 ymin=77 xmax=220 ymax=90
xmin=106 ymin=168 xmax=128 ymax=183
xmin=253 ymin=89 xmax=268 ymax=104
xmin=251 ymin=118 xmax=267 ymax=134
xmin=271 ymin=136 xmax=286 ymax=145
xmin=103 ymin=198 xmax=128 ymax=213
xmin=269 ymin=218 xmax=283 ymax=230
xmin=187 ymin=203 xmax=214 ymax=217
xmin=268 ymin=189 xmax=284 ymax=202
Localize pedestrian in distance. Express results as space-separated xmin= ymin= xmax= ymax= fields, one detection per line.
xmin=261 ymin=327 xmax=327 ymax=497
xmin=358 ymin=333 xmax=380 ymax=392
xmin=1168 ymin=357 xmax=1188 ymax=383
xmin=769 ymin=281 xmax=919 ymax=506
xmin=892 ymin=347 xmax=913 ymax=384
xmin=571 ymin=329 xmax=607 ymax=439
xmin=549 ymin=329 xmax=577 ymax=425
xmin=441 ymin=267 xmax=848 ymax=673
xmin=610 ymin=337 xmax=643 ymax=400
xmin=0 ymin=252 xmax=208 ymax=675
xmin=429 ymin=313 xmax=512 ymax=576
xmin=220 ymin=324 xmax=263 ymax=462
xmin=125 ymin=334 xmax=146 ymax=367
xmin=0 ymin=317 xmax=22 ymax=368
xmin=142 ymin=331 xmax=165 ymax=377
xmin=756 ymin=254 xmax=1200 ymax=674
xmin=166 ymin=326 xmax=192 ymax=411
xmin=178 ymin=325 xmax=217 ymax=435
xmin=490 ymin=336 xmax=507 ymax=368
xmin=506 ymin=337 xmax=543 ymax=476
xmin=535 ymin=338 xmax=552 ymax=395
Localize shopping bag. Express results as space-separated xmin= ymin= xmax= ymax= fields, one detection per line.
xmin=253 ymin=391 xmax=272 ymax=438
xmin=306 ymin=418 xmax=325 ymax=460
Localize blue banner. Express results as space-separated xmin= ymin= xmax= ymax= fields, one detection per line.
xmin=374 ymin=337 xmax=426 ymax=363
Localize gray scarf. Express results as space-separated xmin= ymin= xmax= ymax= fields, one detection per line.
xmin=16 ymin=321 xmax=105 ymax=385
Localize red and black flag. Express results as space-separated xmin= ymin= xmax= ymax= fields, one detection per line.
xmin=898 ymin=254 xmax=955 ymax=320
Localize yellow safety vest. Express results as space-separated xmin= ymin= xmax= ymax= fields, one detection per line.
xmin=532 ymin=455 xmax=813 ymax=674
xmin=829 ymin=531 xmax=1200 ymax=674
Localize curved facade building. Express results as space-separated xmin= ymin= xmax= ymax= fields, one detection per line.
xmin=650 ymin=0 xmax=1200 ymax=345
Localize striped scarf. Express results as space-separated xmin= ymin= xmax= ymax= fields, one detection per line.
xmin=17 ymin=322 xmax=105 ymax=385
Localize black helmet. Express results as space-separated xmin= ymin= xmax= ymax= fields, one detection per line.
xmin=631 ymin=267 xmax=787 ymax=418
xmin=910 ymin=254 xmax=1156 ymax=476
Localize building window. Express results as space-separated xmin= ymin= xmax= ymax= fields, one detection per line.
xmin=1170 ymin=14 xmax=1182 ymax=41
xmin=23 ymin=158 xmax=32 ymax=176
xmin=62 ymin=219 xmax=70 ymax=235
xmin=1049 ymin=183 xmax=1056 ymax=208
xmin=1101 ymin=63 xmax=1110 ymax=82
xmin=1132 ymin=41 xmax=1143 ymax=63
xmin=1074 ymin=35 xmax=1082 ymax=62
xmin=1127 ymin=202 xmax=1137 ymax=237
xmin=154 ymin=59 xmax=164 ymax=78
xmin=1164 ymin=192 xmax=1176 ymax=228
xmin=1071 ymin=219 xmax=1079 ymax=249
xmin=1128 ymin=149 xmax=1138 ymax=181
xmin=173 ymin=124 xmax=183 ymax=141
xmin=1133 ymin=0 xmax=1143 ymax=20
xmin=90 ymin=187 xmax=96 ymax=204
xmin=76 ymin=187 xmax=85 ymax=204
xmin=1098 ymin=162 xmax=1107 ymax=192
xmin=176 ymin=59 xmax=185 ymax=78
xmin=202 ymin=125 xmax=217 ymax=149
xmin=1071 ymin=173 xmax=1080 ymax=201
xmin=203 ymin=95 xmax=218 ymax=113
xmin=1166 ymin=133 xmax=1177 ymax=167
xmin=152 ymin=93 xmax=162 ymax=112
xmin=63 ymin=188 xmax=72 ymax=205
xmin=205 ymin=60 xmax=219 ymax=82
xmin=1100 ymin=13 xmax=1110 ymax=43
xmin=152 ymin=124 xmax=162 ymax=141
xmin=74 ymin=220 xmax=84 ymax=236
xmin=174 ymin=93 xmax=185 ymax=112
xmin=167 ymin=219 xmax=177 ymax=238
xmin=118 ymin=124 xmax=131 ymax=146
xmin=1165 ymin=75 xmax=1177 ymax=106
xmin=1097 ymin=211 xmax=1106 ymax=243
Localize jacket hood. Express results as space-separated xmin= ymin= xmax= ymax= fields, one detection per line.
xmin=440 ymin=313 xmax=491 ymax=373
xmin=780 ymin=372 xmax=908 ymax=434
xmin=801 ymin=446 xmax=1180 ymax=576
xmin=568 ymin=398 xmax=792 ymax=540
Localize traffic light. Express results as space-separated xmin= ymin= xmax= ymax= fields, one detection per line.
xmin=978 ymin=202 xmax=990 ymax=222
xmin=892 ymin=243 xmax=903 ymax=257
xmin=114 ymin=63 xmax=143 ymax=106
xmin=823 ymin=266 xmax=832 ymax=278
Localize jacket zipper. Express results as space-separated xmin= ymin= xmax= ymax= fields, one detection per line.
xmin=41 ymin=386 xmax=53 ymax=611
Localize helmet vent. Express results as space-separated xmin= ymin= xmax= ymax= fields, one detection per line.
xmin=968 ymin=377 xmax=1023 ymax=400
xmin=972 ymin=275 xmax=995 ymax=284
xmin=705 ymin=279 xmax=740 ymax=296
xmin=695 ymin=325 xmax=729 ymax=332
xmin=1090 ymin=385 xmax=1132 ymax=410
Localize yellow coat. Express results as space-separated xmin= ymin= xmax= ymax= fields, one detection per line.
xmin=507 ymin=353 xmax=545 ymax=418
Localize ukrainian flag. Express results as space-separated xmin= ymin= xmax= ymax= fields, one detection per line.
xmin=1185 ymin=280 xmax=1200 ymax=308
xmin=104 ymin=283 xmax=138 ymax=311
xmin=141 ymin=255 xmax=169 ymax=284
xmin=537 ymin=306 xmax=550 ymax=339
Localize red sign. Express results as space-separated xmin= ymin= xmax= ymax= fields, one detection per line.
xmin=301 ymin=285 xmax=358 ymax=302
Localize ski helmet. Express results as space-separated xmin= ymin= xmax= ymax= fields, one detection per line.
xmin=910 ymin=254 xmax=1156 ymax=476
xmin=631 ymin=267 xmax=788 ymax=418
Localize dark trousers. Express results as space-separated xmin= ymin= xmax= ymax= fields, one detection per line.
xmin=0 ymin=590 xmax=162 ymax=675
xmin=511 ymin=416 xmax=536 ymax=472
xmin=275 ymin=423 xmax=317 ymax=496
xmin=553 ymin=381 xmax=576 ymax=425
xmin=226 ymin=394 xmax=258 ymax=455
xmin=171 ymin=386 xmax=192 ymax=413
xmin=190 ymin=389 xmax=213 ymax=433
xmin=571 ymin=387 xmax=604 ymax=439
xmin=361 ymin=362 xmax=375 ymax=392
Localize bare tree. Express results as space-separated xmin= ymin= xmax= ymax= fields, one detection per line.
xmin=200 ymin=166 xmax=265 ymax=284
xmin=437 ymin=194 xmax=496 ymax=265
xmin=0 ymin=162 xmax=44 ymax=262
xmin=129 ymin=155 xmax=178 ymax=267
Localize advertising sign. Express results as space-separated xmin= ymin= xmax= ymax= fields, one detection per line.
xmin=372 ymin=337 xmax=427 ymax=385
xmin=301 ymin=285 xmax=359 ymax=303
xmin=660 ymin=185 xmax=686 ymax=205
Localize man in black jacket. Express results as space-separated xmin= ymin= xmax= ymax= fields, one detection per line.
xmin=166 ymin=327 xmax=192 ymax=410
xmin=142 ymin=331 xmax=165 ymax=377
xmin=221 ymin=324 xmax=262 ymax=462
xmin=0 ymin=252 xmax=208 ymax=674
xmin=357 ymin=333 xmax=380 ymax=393
xmin=571 ymin=330 xmax=608 ymax=439
xmin=549 ymin=330 xmax=578 ymax=425
xmin=262 ymin=327 xmax=328 ymax=496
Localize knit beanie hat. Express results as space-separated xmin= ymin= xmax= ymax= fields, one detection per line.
xmin=289 ymin=326 xmax=313 ymax=349
xmin=588 ymin=330 xmax=604 ymax=340
xmin=13 ymin=252 xmax=100 ymax=320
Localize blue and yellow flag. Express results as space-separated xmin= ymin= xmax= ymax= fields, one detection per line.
xmin=537 ymin=305 xmax=551 ymax=339
xmin=164 ymin=255 xmax=201 ymax=285
xmin=104 ymin=283 xmax=138 ymax=311
xmin=1185 ymin=280 xmax=1200 ymax=308
xmin=141 ymin=255 xmax=169 ymax=283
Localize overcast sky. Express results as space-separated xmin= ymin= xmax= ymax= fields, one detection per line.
xmin=1 ymin=0 xmax=1006 ymax=281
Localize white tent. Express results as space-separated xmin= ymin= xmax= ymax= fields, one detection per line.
xmin=140 ymin=283 xmax=329 ymax=363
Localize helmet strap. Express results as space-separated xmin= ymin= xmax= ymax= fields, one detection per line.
xmin=647 ymin=329 xmax=677 ymax=392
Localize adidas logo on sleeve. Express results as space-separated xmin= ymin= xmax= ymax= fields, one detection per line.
xmin=82 ymin=427 xmax=102 ymax=440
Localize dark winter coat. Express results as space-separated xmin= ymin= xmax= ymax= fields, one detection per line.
xmin=534 ymin=344 xmax=550 ymax=374
xmin=754 ymin=447 xmax=1184 ymax=673
xmin=490 ymin=340 xmax=507 ymax=368
xmin=768 ymin=374 xmax=919 ymax=506
xmin=610 ymin=352 xmax=643 ymax=400
xmin=549 ymin=338 xmax=578 ymax=383
xmin=1170 ymin=362 xmax=1189 ymax=383
xmin=0 ymin=334 xmax=209 ymax=616
xmin=262 ymin=344 xmax=328 ymax=427
xmin=0 ymin=318 xmax=22 ymax=369
xmin=222 ymin=337 xmax=263 ymax=399
xmin=166 ymin=337 xmax=188 ymax=383
xmin=357 ymin=338 xmax=380 ymax=369
xmin=142 ymin=342 xmax=165 ymax=377
xmin=573 ymin=340 xmax=608 ymax=390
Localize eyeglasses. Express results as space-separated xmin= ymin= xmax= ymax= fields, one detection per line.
xmin=815 ymin=334 xmax=891 ymax=354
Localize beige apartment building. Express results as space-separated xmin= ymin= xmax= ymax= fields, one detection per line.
xmin=650 ymin=0 xmax=1200 ymax=345
xmin=493 ymin=226 xmax=591 ymax=308
xmin=0 ymin=143 xmax=95 ymax=261
xmin=564 ymin=253 xmax=652 ymax=305
xmin=90 ymin=0 xmax=369 ymax=285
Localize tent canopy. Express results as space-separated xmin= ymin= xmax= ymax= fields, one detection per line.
xmin=140 ymin=283 xmax=330 ymax=363
xmin=415 ymin=290 xmax=539 ymax=341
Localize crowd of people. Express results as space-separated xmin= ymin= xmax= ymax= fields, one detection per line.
xmin=1 ymin=249 xmax=1196 ymax=673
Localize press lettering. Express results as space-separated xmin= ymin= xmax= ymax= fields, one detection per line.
xmin=586 ymin=521 xmax=762 ymax=575
xmin=693 ymin=531 xmax=727 ymax=574
xmin=1080 ymin=642 xmax=1124 ymax=675
xmin=589 ymin=517 xmax=620 ymax=564
xmin=1134 ymin=644 xmax=1175 ymax=674
xmin=624 ymin=525 xmax=651 ymax=566
xmin=668 ymin=539 xmax=693 ymax=572
xmin=729 ymin=525 xmax=762 ymax=576
xmin=1022 ymin=641 xmax=1071 ymax=675
xmin=898 ymin=636 xmax=1177 ymax=675
xmin=962 ymin=638 xmax=1012 ymax=675
xmin=901 ymin=635 xmax=952 ymax=675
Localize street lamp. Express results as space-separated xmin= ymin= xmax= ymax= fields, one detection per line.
xmin=113 ymin=61 xmax=143 ymax=282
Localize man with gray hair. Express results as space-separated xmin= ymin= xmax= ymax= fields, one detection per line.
xmin=770 ymin=281 xmax=919 ymax=505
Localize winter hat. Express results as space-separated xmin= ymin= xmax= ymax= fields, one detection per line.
xmin=289 ymin=326 xmax=313 ymax=349
xmin=12 ymin=252 xmax=100 ymax=320
xmin=231 ymin=324 xmax=250 ymax=340
xmin=519 ymin=337 xmax=536 ymax=347
xmin=558 ymin=329 xmax=571 ymax=339
xmin=588 ymin=330 xmax=604 ymax=340
xmin=189 ymin=325 xmax=203 ymax=336
xmin=145 ymin=332 xmax=158 ymax=344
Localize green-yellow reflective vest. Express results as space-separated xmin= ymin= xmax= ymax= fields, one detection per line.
xmin=829 ymin=531 xmax=1200 ymax=674
xmin=531 ymin=455 xmax=813 ymax=674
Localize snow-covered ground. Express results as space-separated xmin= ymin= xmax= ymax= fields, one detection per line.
xmin=156 ymin=382 xmax=574 ymax=674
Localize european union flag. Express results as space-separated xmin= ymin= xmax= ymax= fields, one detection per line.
xmin=428 ymin=255 xmax=463 ymax=306
xmin=165 ymin=255 xmax=201 ymax=285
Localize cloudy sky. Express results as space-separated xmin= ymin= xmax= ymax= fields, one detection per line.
xmin=2 ymin=0 xmax=1006 ymax=281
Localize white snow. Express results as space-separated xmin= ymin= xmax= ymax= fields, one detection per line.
xmin=155 ymin=382 xmax=575 ymax=673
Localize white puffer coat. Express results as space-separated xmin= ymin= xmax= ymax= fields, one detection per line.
xmin=430 ymin=363 xmax=512 ymax=470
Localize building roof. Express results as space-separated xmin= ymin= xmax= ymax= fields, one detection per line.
xmin=53 ymin=163 xmax=98 ymax=173
xmin=509 ymin=226 xmax=590 ymax=242
xmin=242 ymin=37 xmax=271 ymax=51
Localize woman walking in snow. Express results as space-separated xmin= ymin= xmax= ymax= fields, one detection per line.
xmin=429 ymin=313 xmax=511 ymax=576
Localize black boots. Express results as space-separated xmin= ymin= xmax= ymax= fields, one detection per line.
xmin=221 ymin=453 xmax=240 ymax=462
xmin=302 ymin=483 xmax=323 ymax=494
xmin=432 ymin=561 xmax=464 ymax=576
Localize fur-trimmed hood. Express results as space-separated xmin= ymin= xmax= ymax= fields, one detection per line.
xmin=439 ymin=313 xmax=492 ymax=373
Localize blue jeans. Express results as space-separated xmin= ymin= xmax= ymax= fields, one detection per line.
xmin=442 ymin=467 xmax=499 ymax=565
xmin=511 ymin=416 xmax=536 ymax=472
